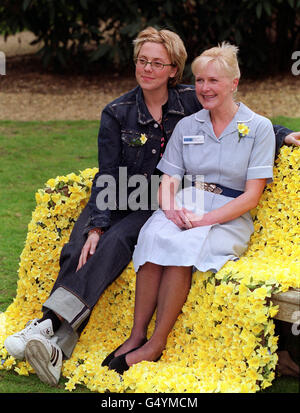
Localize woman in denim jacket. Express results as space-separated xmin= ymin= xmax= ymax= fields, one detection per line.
xmin=5 ymin=27 xmax=298 ymax=386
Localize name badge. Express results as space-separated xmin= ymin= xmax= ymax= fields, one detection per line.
xmin=183 ymin=135 xmax=204 ymax=144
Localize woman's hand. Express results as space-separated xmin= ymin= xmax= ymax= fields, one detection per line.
xmin=163 ymin=207 xmax=193 ymax=229
xmin=183 ymin=209 xmax=212 ymax=228
xmin=159 ymin=174 xmax=193 ymax=229
xmin=284 ymin=131 xmax=300 ymax=147
xmin=76 ymin=231 xmax=101 ymax=272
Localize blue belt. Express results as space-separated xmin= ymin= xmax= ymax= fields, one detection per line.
xmin=192 ymin=181 xmax=244 ymax=198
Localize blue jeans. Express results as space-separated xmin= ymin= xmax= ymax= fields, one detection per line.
xmin=43 ymin=205 xmax=153 ymax=358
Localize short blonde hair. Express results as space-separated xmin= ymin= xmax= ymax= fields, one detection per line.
xmin=133 ymin=27 xmax=187 ymax=86
xmin=191 ymin=42 xmax=240 ymax=80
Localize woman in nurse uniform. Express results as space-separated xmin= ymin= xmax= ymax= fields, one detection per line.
xmin=106 ymin=42 xmax=276 ymax=374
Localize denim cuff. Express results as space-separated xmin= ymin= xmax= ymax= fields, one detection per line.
xmin=43 ymin=286 xmax=90 ymax=331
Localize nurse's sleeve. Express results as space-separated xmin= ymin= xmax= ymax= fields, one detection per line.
xmin=247 ymin=117 xmax=275 ymax=184
xmin=157 ymin=122 xmax=185 ymax=179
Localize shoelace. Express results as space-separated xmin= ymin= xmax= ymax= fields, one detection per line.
xmin=17 ymin=320 xmax=37 ymax=337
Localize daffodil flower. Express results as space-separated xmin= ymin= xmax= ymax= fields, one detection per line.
xmin=237 ymin=123 xmax=250 ymax=142
xmin=131 ymin=133 xmax=148 ymax=146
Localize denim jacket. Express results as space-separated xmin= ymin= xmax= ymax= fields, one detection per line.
xmin=85 ymin=84 xmax=292 ymax=232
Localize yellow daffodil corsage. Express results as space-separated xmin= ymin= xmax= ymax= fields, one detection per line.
xmin=237 ymin=123 xmax=250 ymax=142
xmin=131 ymin=133 xmax=148 ymax=146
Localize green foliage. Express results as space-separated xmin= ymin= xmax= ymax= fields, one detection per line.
xmin=0 ymin=1 xmax=299 ymax=74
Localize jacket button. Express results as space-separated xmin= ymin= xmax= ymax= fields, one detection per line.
xmin=154 ymin=123 xmax=159 ymax=128
xmin=152 ymin=149 xmax=157 ymax=154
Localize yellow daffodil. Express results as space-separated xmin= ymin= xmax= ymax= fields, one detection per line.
xmin=140 ymin=133 xmax=147 ymax=144
xmin=237 ymin=123 xmax=250 ymax=142
xmin=131 ymin=133 xmax=148 ymax=146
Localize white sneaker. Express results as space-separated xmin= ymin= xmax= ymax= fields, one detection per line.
xmin=25 ymin=334 xmax=63 ymax=386
xmin=4 ymin=319 xmax=54 ymax=360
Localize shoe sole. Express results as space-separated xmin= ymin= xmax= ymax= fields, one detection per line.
xmin=25 ymin=339 xmax=58 ymax=386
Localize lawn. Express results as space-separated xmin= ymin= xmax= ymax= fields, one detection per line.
xmin=0 ymin=118 xmax=299 ymax=394
xmin=0 ymin=120 xmax=98 ymax=310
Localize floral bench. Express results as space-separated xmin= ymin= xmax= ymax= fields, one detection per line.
xmin=0 ymin=146 xmax=298 ymax=393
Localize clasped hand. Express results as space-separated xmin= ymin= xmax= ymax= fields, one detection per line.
xmin=163 ymin=207 xmax=209 ymax=229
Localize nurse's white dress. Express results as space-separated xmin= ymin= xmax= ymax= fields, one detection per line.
xmin=133 ymin=103 xmax=275 ymax=273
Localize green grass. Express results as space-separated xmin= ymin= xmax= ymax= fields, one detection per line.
xmin=272 ymin=116 xmax=300 ymax=131
xmin=0 ymin=118 xmax=299 ymax=394
xmin=0 ymin=369 xmax=92 ymax=393
xmin=0 ymin=120 xmax=98 ymax=309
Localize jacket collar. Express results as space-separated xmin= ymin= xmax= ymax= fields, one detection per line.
xmin=137 ymin=86 xmax=185 ymax=125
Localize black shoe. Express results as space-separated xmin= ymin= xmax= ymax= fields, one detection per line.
xmin=101 ymin=344 xmax=122 ymax=367
xmin=109 ymin=349 xmax=162 ymax=375
xmin=108 ymin=352 xmax=130 ymax=375
xmin=101 ymin=338 xmax=147 ymax=367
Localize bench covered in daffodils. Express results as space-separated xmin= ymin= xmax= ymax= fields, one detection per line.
xmin=0 ymin=146 xmax=299 ymax=393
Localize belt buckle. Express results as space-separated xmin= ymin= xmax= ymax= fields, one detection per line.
xmin=195 ymin=181 xmax=223 ymax=195
xmin=204 ymin=183 xmax=223 ymax=195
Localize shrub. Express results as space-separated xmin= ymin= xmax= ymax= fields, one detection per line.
xmin=0 ymin=0 xmax=299 ymax=76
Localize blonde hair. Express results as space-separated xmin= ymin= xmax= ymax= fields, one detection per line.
xmin=191 ymin=42 xmax=240 ymax=80
xmin=133 ymin=27 xmax=187 ymax=86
